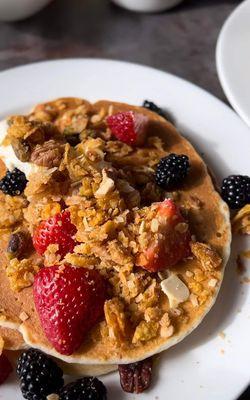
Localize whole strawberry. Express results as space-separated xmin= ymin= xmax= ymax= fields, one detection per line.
xmin=107 ymin=111 xmax=148 ymax=146
xmin=33 ymin=210 xmax=77 ymax=257
xmin=33 ymin=265 xmax=106 ymax=355
xmin=136 ymin=199 xmax=191 ymax=272
xmin=0 ymin=353 xmax=13 ymax=385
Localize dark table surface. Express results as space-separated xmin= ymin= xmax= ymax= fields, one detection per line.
xmin=0 ymin=0 xmax=249 ymax=398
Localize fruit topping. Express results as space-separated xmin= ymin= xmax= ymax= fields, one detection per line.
xmin=7 ymin=231 xmax=31 ymax=259
xmin=118 ymin=358 xmax=153 ymax=393
xmin=221 ymin=174 xmax=250 ymax=209
xmin=16 ymin=348 xmax=63 ymax=399
xmin=33 ymin=210 xmax=77 ymax=257
xmin=155 ymin=153 xmax=190 ymax=190
xmin=33 ymin=265 xmax=106 ymax=355
xmin=106 ymin=111 xmax=148 ymax=146
xmin=142 ymin=100 xmax=167 ymax=119
xmin=0 ymin=168 xmax=28 ymax=196
xmin=0 ymin=353 xmax=13 ymax=385
xmin=136 ymin=199 xmax=190 ymax=272
xmin=59 ymin=377 xmax=107 ymax=400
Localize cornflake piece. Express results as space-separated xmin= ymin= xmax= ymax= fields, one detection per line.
xmin=208 ymin=278 xmax=218 ymax=288
xmin=104 ymin=298 xmax=128 ymax=342
xmin=46 ymin=395 xmax=59 ymax=400
xmin=232 ymin=205 xmax=250 ymax=235
xmin=160 ymin=274 xmax=190 ymax=308
xmin=132 ymin=321 xmax=158 ymax=343
xmin=189 ymin=293 xmax=199 ymax=307
xmin=0 ymin=336 xmax=4 ymax=355
xmin=191 ymin=242 xmax=222 ymax=271
xmin=6 ymin=258 xmax=40 ymax=292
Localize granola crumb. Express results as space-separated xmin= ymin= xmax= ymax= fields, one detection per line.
xmin=218 ymin=331 xmax=226 ymax=340
xmin=19 ymin=311 xmax=29 ymax=321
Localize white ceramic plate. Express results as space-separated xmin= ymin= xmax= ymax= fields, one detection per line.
xmin=0 ymin=59 xmax=249 ymax=400
xmin=216 ymin=0 xmax=250 ymax=127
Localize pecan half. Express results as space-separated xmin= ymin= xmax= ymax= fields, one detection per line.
xmin=30 ymin=139 xmax=65 ymax=168
xmin=118 ymin=358 xmax=153 ymax=394
xmin=7 ymin=231 xmax=31 ymax=259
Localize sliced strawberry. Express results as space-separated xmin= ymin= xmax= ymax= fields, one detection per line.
xmin=33 ymin=265 xmax=106 ymax=355
xmin=137 ymin=199 xmax=191 ymax=272
xmin=106 ymin=111 xmax=148 ymax=146
xmin=0 ymin=354 xmax=13 ymax=385
xmin=33 ymin=210 xmax=77 ymax=257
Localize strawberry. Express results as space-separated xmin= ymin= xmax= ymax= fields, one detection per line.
xmin=137 ymin=199 xmax=191 ymax=272
xmin=33 ymin=265 xmax=106 ymax=355
xmin=106 ymin=111 xmax=148 ymax=146
xmin=0 ymin=354 xmax=13 ymax=385
xmin=33 ymin=210 xmax=77 ymax=257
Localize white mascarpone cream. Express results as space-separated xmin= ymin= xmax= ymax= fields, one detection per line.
xmin=0 ymin=119 xmax=38 ymax=178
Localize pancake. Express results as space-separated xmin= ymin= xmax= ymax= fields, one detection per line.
xmin=0 ymin=98 xmax=231 ymax=365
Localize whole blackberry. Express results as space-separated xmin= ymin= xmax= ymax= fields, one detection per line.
xmin=59 ymin=377 xmax=107 ymax=400
xmin=142 ymin=100 xmax=167 ymax=119
xmin=221 ymin=175 xmax=250 ymax=209
xmin=0 ymin=168 xmax=27 ymax=196
xmin=16 ymin=349 xmax=64 ymax=400
xmin=155 ymin=153 xmax=190 ymax=190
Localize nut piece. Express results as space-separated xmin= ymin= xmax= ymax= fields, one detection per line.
xmin=104 ymin=298 xmax=128 ymax=342
xmin=95 ymin=169 xmax=115 ymax=198
xmin=7 ymin=231 xmax=30 ymax=259
xmin=160 ymin=274 xmax=190 ymax=308
xmin=30 ymin=139 xmax=65 ymax=168
xmin=118 ymin=358 xmax=153 ymax=394
xmin=191 ymin=242 xmax=222 ymax=271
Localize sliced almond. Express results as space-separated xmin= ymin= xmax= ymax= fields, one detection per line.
xmin=160 ymin=274 xmax=190 ymax=308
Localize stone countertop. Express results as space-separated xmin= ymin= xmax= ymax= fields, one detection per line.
xmin=0 ymin=0 xmax=240 ymax=102
xmin=0 ymin=0 xmax=249 ymax=398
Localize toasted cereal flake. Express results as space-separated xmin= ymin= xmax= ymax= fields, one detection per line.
xmin=46 ymin=395 xmax=59 ymax=400
xmin=232 ymin=205 xmax=250 ymax=235
xmin=95 ymin=169 xmax=115 ymax=198
xmin=104 ymin=298 xmax=128 ymax=342
xmin=208 ymin=278 xmax=218 ymax=288
xmin=191 ymin=242 xmax=222 ymax=271
xmin=132 ymin=321 xmax=158 ymax=343
xmin=0 ymin=336 xmax=4 ymax=355
xmin=190 ymin=293 xmax=199 ymax=307
xmin=19 ymin=311 xmax=29 ymax=322
xmin=6 ymin=258 xmax=40 ymax=292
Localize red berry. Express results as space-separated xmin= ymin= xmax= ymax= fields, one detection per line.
xmin=137 ymin=199 xmax=191 ymax=272
xmin=33 ymin=265 xmax=106 ymax=355
xmin=107 ymin=111 xmax=148 ymax=146
xmin=0 ymin=354 xmax=13 ymax=385
xmin=33 ymin=210 xmax=77 ymax=257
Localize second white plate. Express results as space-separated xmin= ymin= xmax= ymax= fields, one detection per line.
xmin=216 ymin=0 xmax=250 ymax=127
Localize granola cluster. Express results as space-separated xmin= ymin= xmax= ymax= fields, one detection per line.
xmin=1 ymin=98 xmax=223 ymax=346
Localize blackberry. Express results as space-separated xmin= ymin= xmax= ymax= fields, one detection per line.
xmin=0 ymin=168 xmax=27 ymax=196
xmin=16 ymin=349 xmax=64 ymax=400
xmin=221 ymin=175 xmax=250 ymax=209
xmin=155 ymin=153 xmax=190 ymax=190
xmin=59 ymin=377 xmax=107 ymax=400
xmin=142 ymin=100 xmax=167 ymax=119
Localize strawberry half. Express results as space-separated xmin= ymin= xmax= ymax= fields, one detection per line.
xmin=33 ymin=210 xmax=77 ymax=257
xmin=136 ymin=199 xmax=191 ymax=272
xmin=0 ymin=354 xmax=13 ymax=385
xmin=106 ymin=111 xmax=148 ymax=146
xmin=33 ymin=265 xmax=106 ymax=355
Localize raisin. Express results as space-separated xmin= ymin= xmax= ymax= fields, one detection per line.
xmin=11 ymin=139 xmax=31 ymax=162
xmin=7 ymin=231 xmax=30 ymax=259
xmin=118 ymin=358 xmax=153 ymax=394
